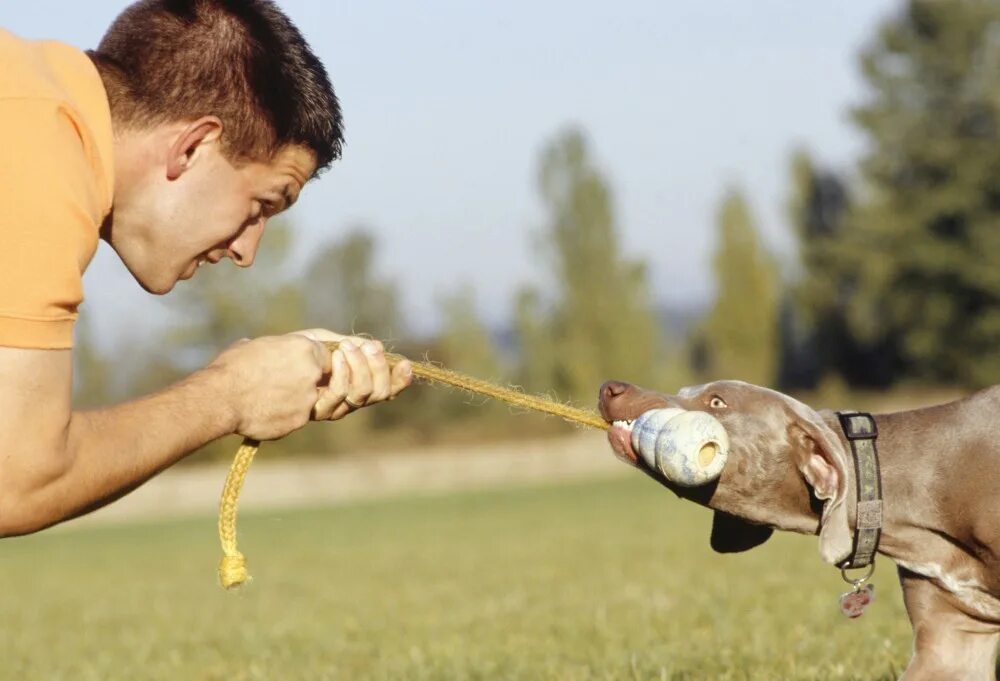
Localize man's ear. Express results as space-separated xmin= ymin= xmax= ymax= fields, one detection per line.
xmin=786 ymin=406 xmax=852 ymax=565
xmin=166 ymin=116 xmax=223 ymax=180
xmin=710 ymin=510 xmax=773 ymax=553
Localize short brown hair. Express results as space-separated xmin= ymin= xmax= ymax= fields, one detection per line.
xmin=89 ymin=0 xmax=343 ymax=173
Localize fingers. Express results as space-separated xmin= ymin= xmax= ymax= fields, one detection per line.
xmin=312 ymin=339 xmax=333 ymax=376
xmin=309 ymin=337 xmax=414 ymax=422
xmin=311 ymin=348 xmax=349 ymax=420
xmin=340 ymin=340 xmax=374 ymax=407
xmin=390 ymin=358 xmax=413 ymax=397
xmin=363 ymin=340 xmax=392 ymax=403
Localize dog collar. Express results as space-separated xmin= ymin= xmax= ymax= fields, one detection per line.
xmin=835 ymin=411 xmax=883 ymax=569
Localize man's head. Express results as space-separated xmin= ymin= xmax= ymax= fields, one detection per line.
xmin=89 ymin=0 xmax=343 ymax=293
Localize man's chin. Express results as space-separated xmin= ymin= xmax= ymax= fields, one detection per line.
xmin=134 ymin=273 xmax=178 ymax=295
xmin=107 ymin=242 xmax=182 ymax=294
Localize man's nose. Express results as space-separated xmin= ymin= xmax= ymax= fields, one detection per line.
xmin=228 ymin=220 xmax=264 ymax=267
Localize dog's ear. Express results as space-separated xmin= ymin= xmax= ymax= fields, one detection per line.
xmin=785 ymin=404 xmax=852 ymax=565
xmin=710 ymin=510 xmax=773 ymax=553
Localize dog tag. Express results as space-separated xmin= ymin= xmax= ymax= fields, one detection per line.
xmin=839 ymin=584 xmax=875 ymax=619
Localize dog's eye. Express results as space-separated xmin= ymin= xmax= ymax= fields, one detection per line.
xmin=709 ymin=396 xmax=728 ymax=409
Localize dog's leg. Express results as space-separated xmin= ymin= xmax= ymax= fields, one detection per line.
xmin=897 ymin=568 xmax=1000 ymax=680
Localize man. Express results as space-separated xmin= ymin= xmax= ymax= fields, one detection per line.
xmin=0 ymin=0 xmax=412 ymax=536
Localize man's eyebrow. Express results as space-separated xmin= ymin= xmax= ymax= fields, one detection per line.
xmin=277 ymin=183 xmax=297 ymax=210
xmin=262 ymin=183 xmax=296 ymax=212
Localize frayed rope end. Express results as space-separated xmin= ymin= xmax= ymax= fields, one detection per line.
xmin=219 ymin=552 xmax=251 ymax=591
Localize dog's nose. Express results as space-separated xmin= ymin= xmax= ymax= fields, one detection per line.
xmin=598 ymin=381 xmax=633 ymax=418
xmin=601 ymin=381 xmax=630 ymax=400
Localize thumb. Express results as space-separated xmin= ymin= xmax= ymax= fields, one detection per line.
xmin=295 ymin=328 xmax=348 ymax=344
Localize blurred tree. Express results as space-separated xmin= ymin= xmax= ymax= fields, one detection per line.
xmin=525 ymin=127 xmax=662 ymax=404
xmin=303 ymin=227 xmax=405 ymax=343
xmin=437 ymin=287 xmax=503 ymax=382
xmin=126 ymin=355 xmax=187 ymax=400
xmin=513 ymin=286 xmax=557 ymax=395
xmin=788 ymin=150 xmax=851 ymax=332
xmin=166 ymin=219 xmax=303 ymax=369
xmin=698 ymin=188 xmax=779 ymax=386
xmin=849 ymin=0 xmax=1000 ymax=386
xmin=783 ymin=150 xmax=900 ymax=388
xmin=433 ymin=286 xmax=508 ymax=423
xmin=73 ymin=316 xmax=113 ymax=408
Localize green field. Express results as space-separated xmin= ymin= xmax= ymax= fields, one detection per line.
xmin=0 ymin=476 xmax=913 ymax=680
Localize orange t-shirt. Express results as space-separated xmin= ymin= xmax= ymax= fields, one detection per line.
xmin=0 ymin=29 xmax=114 ymax=349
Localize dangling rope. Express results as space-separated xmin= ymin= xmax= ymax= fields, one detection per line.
xmin=217 ymin=340 xmax=609 ymax=589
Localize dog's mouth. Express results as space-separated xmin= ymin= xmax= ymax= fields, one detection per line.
xmin=607 ymin=419 xmax=639 ymax=465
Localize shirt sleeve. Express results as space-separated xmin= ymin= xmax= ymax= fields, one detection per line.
xmin=0 ymin=98 xmax=102 ymax=349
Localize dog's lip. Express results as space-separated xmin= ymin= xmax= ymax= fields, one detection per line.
xmin=600 ymin=407 xmax=642 ymax=423
xmin=598 ymin=396 xmax=673 ymax=423
xmin=606 ymin=422 xmax=639 ymax=465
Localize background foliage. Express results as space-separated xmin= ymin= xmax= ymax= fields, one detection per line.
xmin=74 ymin=0 xmax=1000 ymax=458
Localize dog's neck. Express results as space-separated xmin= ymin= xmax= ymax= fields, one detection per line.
xmin=826 ymin=411 xmax=893 ymax=561
xmin=684 ymin=399 xmax=994 ymax=574
xmin=716 ymin=412 xmax=958 ymax=560
xmin=824 ymin=408 xmax=981 ymax=568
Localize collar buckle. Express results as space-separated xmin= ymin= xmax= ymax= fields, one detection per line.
xmin=837 ymin=411 xmax=878 ymax=440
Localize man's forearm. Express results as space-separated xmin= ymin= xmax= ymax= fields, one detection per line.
xmin=1 ymin=366 xmax=237 ymax=535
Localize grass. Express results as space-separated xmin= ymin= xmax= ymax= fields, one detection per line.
xmin=0 ymin=476 xmax=913 ymax=680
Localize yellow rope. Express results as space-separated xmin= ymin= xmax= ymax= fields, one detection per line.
xmin=217 ymin=438 xmax=259 ymax=590
xmin=217 ymin=341 xmax=609 ymax=589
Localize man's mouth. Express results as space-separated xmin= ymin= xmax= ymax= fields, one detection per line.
xmin=178 ymin=256 xmax=209 ymax=281
xmin=607 ymin=419 xmax=639 ymax=465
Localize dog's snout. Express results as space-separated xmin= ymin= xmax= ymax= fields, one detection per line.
xmin=598 ymin=380 xmax=634 ymax=420
xmin=601 ymin=380 xmax=631 ymax=400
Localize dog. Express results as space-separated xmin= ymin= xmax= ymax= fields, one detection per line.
xmin=597 ymin=379 xmax=1000 ymax=680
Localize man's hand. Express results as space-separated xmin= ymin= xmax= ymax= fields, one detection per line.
xmin=208 ymin=329 xmax=412 ymax=441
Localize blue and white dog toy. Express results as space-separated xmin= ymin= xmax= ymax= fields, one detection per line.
xmin=629 ymin=408 xmax=730 ymax=486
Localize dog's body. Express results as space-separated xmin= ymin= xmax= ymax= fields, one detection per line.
xmin=598 ymin=379 xmax=1000 ymax=680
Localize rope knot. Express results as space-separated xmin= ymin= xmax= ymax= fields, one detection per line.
xmin=219 ymin=552 xmax=251 ymax=590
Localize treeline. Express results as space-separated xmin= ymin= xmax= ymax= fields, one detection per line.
xmin=75 ymin=0 xmax=1000 ymax=458
xmin=689 ymin=0 xmax=1000 ymax=392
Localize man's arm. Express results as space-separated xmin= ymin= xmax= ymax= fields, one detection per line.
xmin=0 ymin=345 xmax=243 ymax=535
xmin=0 ymin=332 xmax=410 ymax=536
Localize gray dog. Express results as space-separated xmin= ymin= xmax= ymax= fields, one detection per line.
xmin=598 ymin=379 xmax=1000 ymax=681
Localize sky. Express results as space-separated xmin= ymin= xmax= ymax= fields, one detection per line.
xmin=3 ymin=0 xmax=900 ymax=340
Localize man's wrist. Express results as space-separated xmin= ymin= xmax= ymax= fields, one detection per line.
xmin=190 ymin=363 xmax=240 ymax=437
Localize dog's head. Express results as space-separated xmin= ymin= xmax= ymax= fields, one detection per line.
xmin=598 ymin=379 xmax=853 ymax=565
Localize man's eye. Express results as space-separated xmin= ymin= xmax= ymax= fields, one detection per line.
xmin=709 ymin=396 xmax=728 ymax=409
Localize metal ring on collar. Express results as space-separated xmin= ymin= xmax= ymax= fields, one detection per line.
xmin=840 ymin=562 xmax=876 ymax=588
